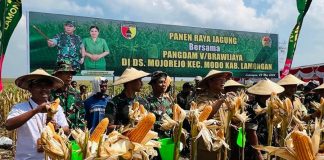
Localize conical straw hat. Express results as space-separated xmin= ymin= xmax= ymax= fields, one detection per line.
xmin=224 ymin=79 xmax=244 ymax=87
xmin=15 ymin=68 xmax=64 ymax=90
xmin=277 ymin=74 xmax=305 ymax=86
xmin=247 ymin=79 xmax=284 ymax=95
xmin=313 ymin=83 xmax=324 ymax=91
xmin=199 ymin=70 xmax=232 ymax=88
xmin=113 ymin=67 xmax=150 ymax=85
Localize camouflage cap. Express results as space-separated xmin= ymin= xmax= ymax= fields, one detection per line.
xmin=64 ymin=20 xmax=76 ymax=27
xmin=53 ymin=61 xmax=77 ymax=75
xmin=148 ymin=71 xmax=168 ymax=85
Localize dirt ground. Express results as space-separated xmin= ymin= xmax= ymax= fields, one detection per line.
xmin=0 ymin=127 xmax=14 ymax=160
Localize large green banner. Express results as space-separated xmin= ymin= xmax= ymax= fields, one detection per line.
xmin=29 ymin=12 xmax=278 ymax=77
xmin=1 ymin=0 xmax=22 ymax=91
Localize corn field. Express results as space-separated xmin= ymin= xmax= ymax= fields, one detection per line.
xmin=0 ymin=85 xmax=30 ymax=140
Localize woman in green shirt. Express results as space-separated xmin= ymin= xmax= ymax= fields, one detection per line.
xmin=81 ymin=25 xmax=110 ymax=70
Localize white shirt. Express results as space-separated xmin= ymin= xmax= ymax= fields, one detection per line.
xmin=7 ymin=98 xmax=69 ymax=160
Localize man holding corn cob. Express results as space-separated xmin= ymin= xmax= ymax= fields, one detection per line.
xmin=51 ymin=61 xmax=84 ymax=129
xmin=5 ymin=69 xmax=69 ymax=160
xmin=245 ymin=79 xmax=284 ymax=160
xmin=146 ymin=71 xmax=173 ymax=138
xmin=277 ymin=74 xmax=315 ymax=121
xmin=195 ymin=70 xmax=232 ymax=160
xmin=105 ymin=67 xmax=150 ymax=132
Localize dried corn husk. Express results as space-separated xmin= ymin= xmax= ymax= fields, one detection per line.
xmin=129 ymin=102 xmax=147 ymax=124
xmin=255 ymin=118 xmax=324 ymax=160
xmin=41 ymin=123 xmax=71 ymax=160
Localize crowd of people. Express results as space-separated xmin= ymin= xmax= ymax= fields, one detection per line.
xmin=5 ymin=60 xmax=324 ymax=160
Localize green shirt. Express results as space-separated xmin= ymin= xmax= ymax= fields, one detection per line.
xmin=82 ymin=37 xmax=109 ymax=70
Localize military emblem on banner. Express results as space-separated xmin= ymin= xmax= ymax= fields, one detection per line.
xmin=121 ymin=24 xmax=136 ymax=39
xmin=262 ymin=35 xmax=272 ymax=47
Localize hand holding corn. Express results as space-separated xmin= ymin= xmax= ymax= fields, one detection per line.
xmin=47 ymin=98 xmax=60 ymax=120
xmin=35 ymin=102 xmax=51 ymax=113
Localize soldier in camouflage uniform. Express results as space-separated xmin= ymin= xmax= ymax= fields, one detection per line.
xmin=277 ymin=74 xmax=309 ymax=119
xmin=195 ymin=70 xmax=232 ymax=160
xmin=51 ymin=61 xmax=84 ymax=129
xmin=146 ymin=71 xmax=173 ymax=138
xmin=105 ymin=67 xmax=150 ymax=132
xmin=47 ymin=21 xmax=83 ymax=71
xmin=245 ymin=79 xmax=285 ymax=160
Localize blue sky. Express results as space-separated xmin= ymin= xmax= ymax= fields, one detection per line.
xmin=3 ymin=0 xmax=324 ymax=78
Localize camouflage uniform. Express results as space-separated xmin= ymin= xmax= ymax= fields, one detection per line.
xmin=51 ymin=61 xmax=84 ymax=128
xmin=105 ymin=91 xmax=148 ymax=126
xmin=51 ymin=33 xmax=83 ymax=71
xmin=146 ymin=93 xmax=173 ymax=138
xmin=245 ymin=101 xmax=279 ymax=159
xmin=196 ymin=91 xmax=225 ymax=110
xmin=195 ymin=91 xmax=225 ymax=160
xmin=51 ymin=86 xmax=84 ymax=129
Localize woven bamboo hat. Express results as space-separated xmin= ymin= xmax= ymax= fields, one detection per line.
xmin=198 ymin=70 xmax=232 ymax=88
xmin=313 ymin=83 xmax=324 ymax=91
xmin=247 ymin=79 xmax=285 ymax=95
xmin=277 ymin=74 xmax=305 ymax=86
xmin=224 ymin=79 xmax=244 ymax=87
xmin=15 ymin=68 xmax=64 ymax=90
xmin=113 ymin=67 xmax=150 ymax=85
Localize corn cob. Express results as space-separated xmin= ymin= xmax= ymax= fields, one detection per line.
xmin=139 ymin=104 xmax=146 ymax=114
xmin=53 ymin=133 xmax=63 ymax=143
xmin=126 ymin=113 xmax=156 ymax=143
xmin=234 ymin=97 xmax=242 ymax=112
xmin=121 ymin=152 xmax=132 ymax=159
xmin=46 ymin=122 xmax=64 ymax=144
xmin=217 ymin=128 xmax=225 ymax=139
xmin=173 ymin=104 xmax=181 ymax=121
xmin=291 ymin=131 xmax=315 ymax=160
xmin=190 ymin=101 xmax=198 ymax=110
xmin=47 ymin=98 xmax=60 ymax=120
xmin=47 ymin=122 xmax=55 ymax=133
xmin=51 ymin=98 xmax=60 ymax=110
xmin=89 ymin=118 xmax=109 ymax=143
xmin=199 ymin=105 xmax=212 ymax=122
xmin=284 ymin=98 xmax=292 ymax=113
xmin=132 ymin=101 xmax=140 ymax=110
